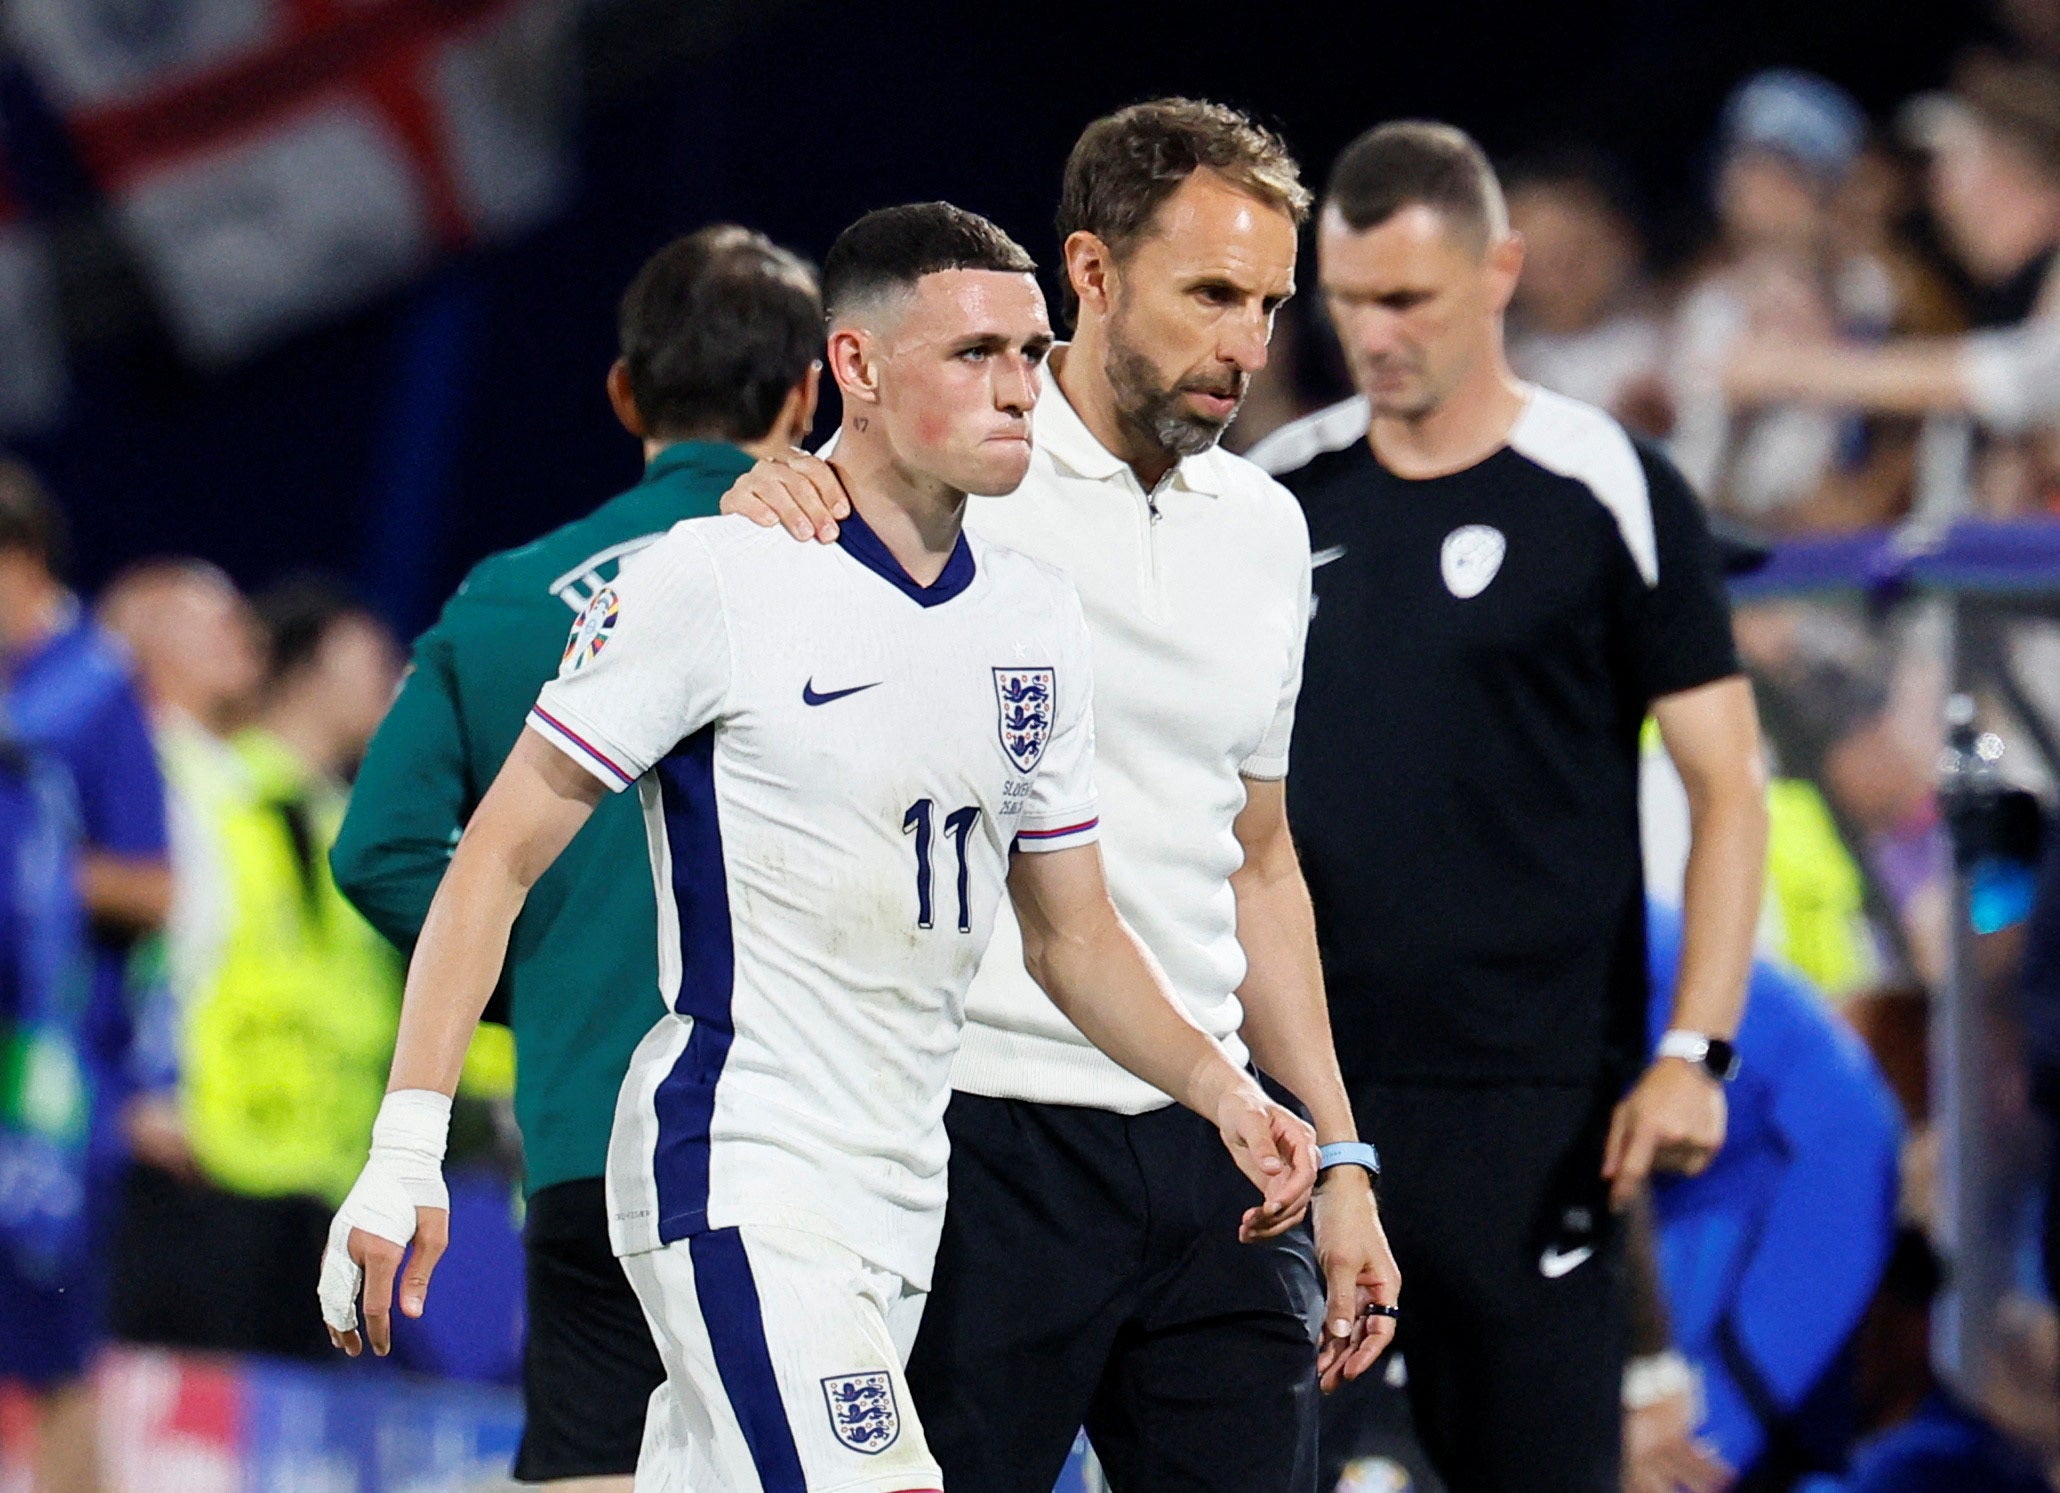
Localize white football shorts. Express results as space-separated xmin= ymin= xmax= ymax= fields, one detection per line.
xmin=622 ymin=1224 xmax=942 ymax=1493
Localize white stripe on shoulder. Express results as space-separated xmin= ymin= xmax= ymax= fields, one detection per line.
xmin=1243 ymin=396 xmax=1370 ymax=477
xmin=1506 ymin=386 xmax=1657 ymax=586
xmin=548 ymin=534 xmax=664 ymax=609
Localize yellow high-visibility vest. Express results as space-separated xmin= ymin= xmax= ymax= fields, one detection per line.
xmin=182 ymin=731 xmax=402 ymax=1205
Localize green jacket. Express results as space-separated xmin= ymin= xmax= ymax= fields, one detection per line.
xmin=330 ymin=442 xmax=750 ymax=1195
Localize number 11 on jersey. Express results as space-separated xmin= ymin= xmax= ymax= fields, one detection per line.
xmin=903 ymin=798 xmax=981 ymax=933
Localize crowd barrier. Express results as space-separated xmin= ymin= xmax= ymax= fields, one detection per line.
xmin=1734 ymin=515 xmax=2060 ymax=1409
xmin=1735 ymin=518 xmax=2060 ymax=601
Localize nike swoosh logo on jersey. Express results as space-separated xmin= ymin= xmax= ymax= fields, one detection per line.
xmin=1311 ymin=544 xmax=1349 ymax=569
xmin=1538 ymin=1244 xmax=1595 ymax=1279
xmin=802 ymin=679 xmax=882 ymax=706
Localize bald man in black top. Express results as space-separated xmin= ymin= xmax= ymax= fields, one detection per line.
xmin=1251 ymin=122 xmax=1768 ymax=1491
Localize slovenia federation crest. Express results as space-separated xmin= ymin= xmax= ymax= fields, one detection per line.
xmin=1440 ymin=524 xmax=1506 ymax=600
xmin=562 ymin=587 xmax=619 ymax=671
xmin=993 ymin=666 xmax=1055 ymax=774
xmin=822 ymin=1372 xmax=900 ymax=1454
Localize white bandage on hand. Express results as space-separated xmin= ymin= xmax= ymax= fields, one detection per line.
xmin=318 ymin=1089 xmax=453 ymax=1337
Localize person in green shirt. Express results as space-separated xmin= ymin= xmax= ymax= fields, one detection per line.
xmin=329 ymin=224 xmax=821 ymax=1489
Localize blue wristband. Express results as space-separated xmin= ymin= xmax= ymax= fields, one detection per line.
xmin=1317 ymin=1141 xmax=1381 ymax=1180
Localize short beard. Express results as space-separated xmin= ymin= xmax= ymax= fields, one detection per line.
xmin=1105 ymin=331 xmax=1242 ymax=464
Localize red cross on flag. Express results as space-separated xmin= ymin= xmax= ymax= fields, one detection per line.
xmin=5 ymin=0 xmax=573 ymax=363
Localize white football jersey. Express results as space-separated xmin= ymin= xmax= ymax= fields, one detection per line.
xmin=528 ymin=510 xmax=1098 ymax=1287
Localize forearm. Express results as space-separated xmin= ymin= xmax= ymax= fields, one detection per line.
xmin=1232 ymin=856 xmax=1357 ymax=1144
xmin=1758 ymin=341 xmax=1972 ymax=417
xmin=1670 ymin=776 xmax=1767 ymax=1038
xmin=381 ymin=730 xmax=599 ymax=1095
xmin=1027 ymin=912 xmax=1250 ymax=1120
xmin=385 ymin=846 xmax=529 ymax=1097
xmin=81 ymin=853 xmax=172 ymax=933
xmin=1624 ymin=1194 xmax=1674 ymax=1358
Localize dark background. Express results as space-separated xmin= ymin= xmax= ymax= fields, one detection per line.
xmin=4 ymin=0 xmax=1997 ymax=638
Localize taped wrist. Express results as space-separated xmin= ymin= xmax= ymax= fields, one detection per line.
xmin=318 ymin=1090 xmax=452 ymax=1335
xmin=370 ymin=1089 xmax=453 ymax=1201
xmin=341 ymin=1090 xmax=451 ymax=1246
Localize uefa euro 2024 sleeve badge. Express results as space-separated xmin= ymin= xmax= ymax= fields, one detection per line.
xmin=562 ymin=587 xmax=620 ymax=671
xmin=822 ymin=1372 xmax=900 ymax=1454
xmin=993 ymin=667 xmax=1056 ymax=774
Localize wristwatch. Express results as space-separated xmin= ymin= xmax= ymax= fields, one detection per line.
xmin=1656 ymin=1029 xmax=1740 ymax=1083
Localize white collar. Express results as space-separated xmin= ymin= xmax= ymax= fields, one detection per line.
xmin=1036 ymin=356 xmax=1232 ymax=498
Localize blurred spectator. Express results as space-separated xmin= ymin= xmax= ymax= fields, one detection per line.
xmin=1725 ymin=57 xmax=2060 ymax=517
xmin=1644 ymin=902 xmax=1902 ymax=1487
xmin=97 ymin=561 xmax=264 ymax=1181
xmin=1732 ymin=600 xmax=1955 ymax=992
xmin=109 ymin=579 xmax=405 ymax=1361
xmin=0 ymin=464 xmax=172 ymax=1002
xmin=1620 ymin=1197 xmax=1735 ymax=1493
xmin=0 ymin=733 xmax=93 ymax=1490
xmin=1504 ymin=148 xmax=1671 ymax=437
xmin=1812 ymin=1234 xmax=2057 ymax=1493
xmin=1644 ymin=546 xmax=1889 ymax=998
xmin=0 ymin=458 xmax=168 ymax=1493
xmin=1828 ymin=141 xmax=1967 ymax=344
xmin=0 ymin=724 xmax=93 ymax=1493
xmin=1672 ymin=71 xmax=1939 ymax=532
xmin=1645 ymin=721 xmax=1884 ymax=1000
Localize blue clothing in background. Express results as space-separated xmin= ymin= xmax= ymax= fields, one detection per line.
xmin=1802 ymin=1393 xmax=2055 ymax=1493
xmin=0 ymin=731 xmax=98 ymax=1386
xmin=4 ymin=607 xmax=168 ymax=1155
xmin=0 ymin=610 xmax=166 ymax=1387
xmin=0 ymin=735 xmax=90 ymax=1276
xmin=1646 ymin=903 xmax=1902 ymax=1477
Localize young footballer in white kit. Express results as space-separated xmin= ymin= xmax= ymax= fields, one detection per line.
xmin=315 ymin=202 xmax=1316 ymax=1493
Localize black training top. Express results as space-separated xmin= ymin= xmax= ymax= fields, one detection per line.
xmin=1250 ymin=388 xmax=1740 ymax=1090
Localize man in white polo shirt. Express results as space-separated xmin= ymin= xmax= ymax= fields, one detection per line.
xmin=722 ymin=101 xmax=1399 ymax=1493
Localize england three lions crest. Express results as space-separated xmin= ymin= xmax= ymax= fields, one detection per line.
xmin=993 ymin=667 xmax=1055 ymax=774
xmin=822 ymin=1371 xmax=900 ymax=1454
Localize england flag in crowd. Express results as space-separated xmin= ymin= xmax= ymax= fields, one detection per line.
xmin=3 ymin=0 xmax=574 ymax=364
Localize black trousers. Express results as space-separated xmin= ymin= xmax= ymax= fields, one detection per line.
xmin=1331 ymin=1081 xmax=1631 ymax=1493
xmin=905 ymin=1090 xmax=1323 ymax=1493
xmin=512 ymin=1178 xmax=666 ymax=1483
